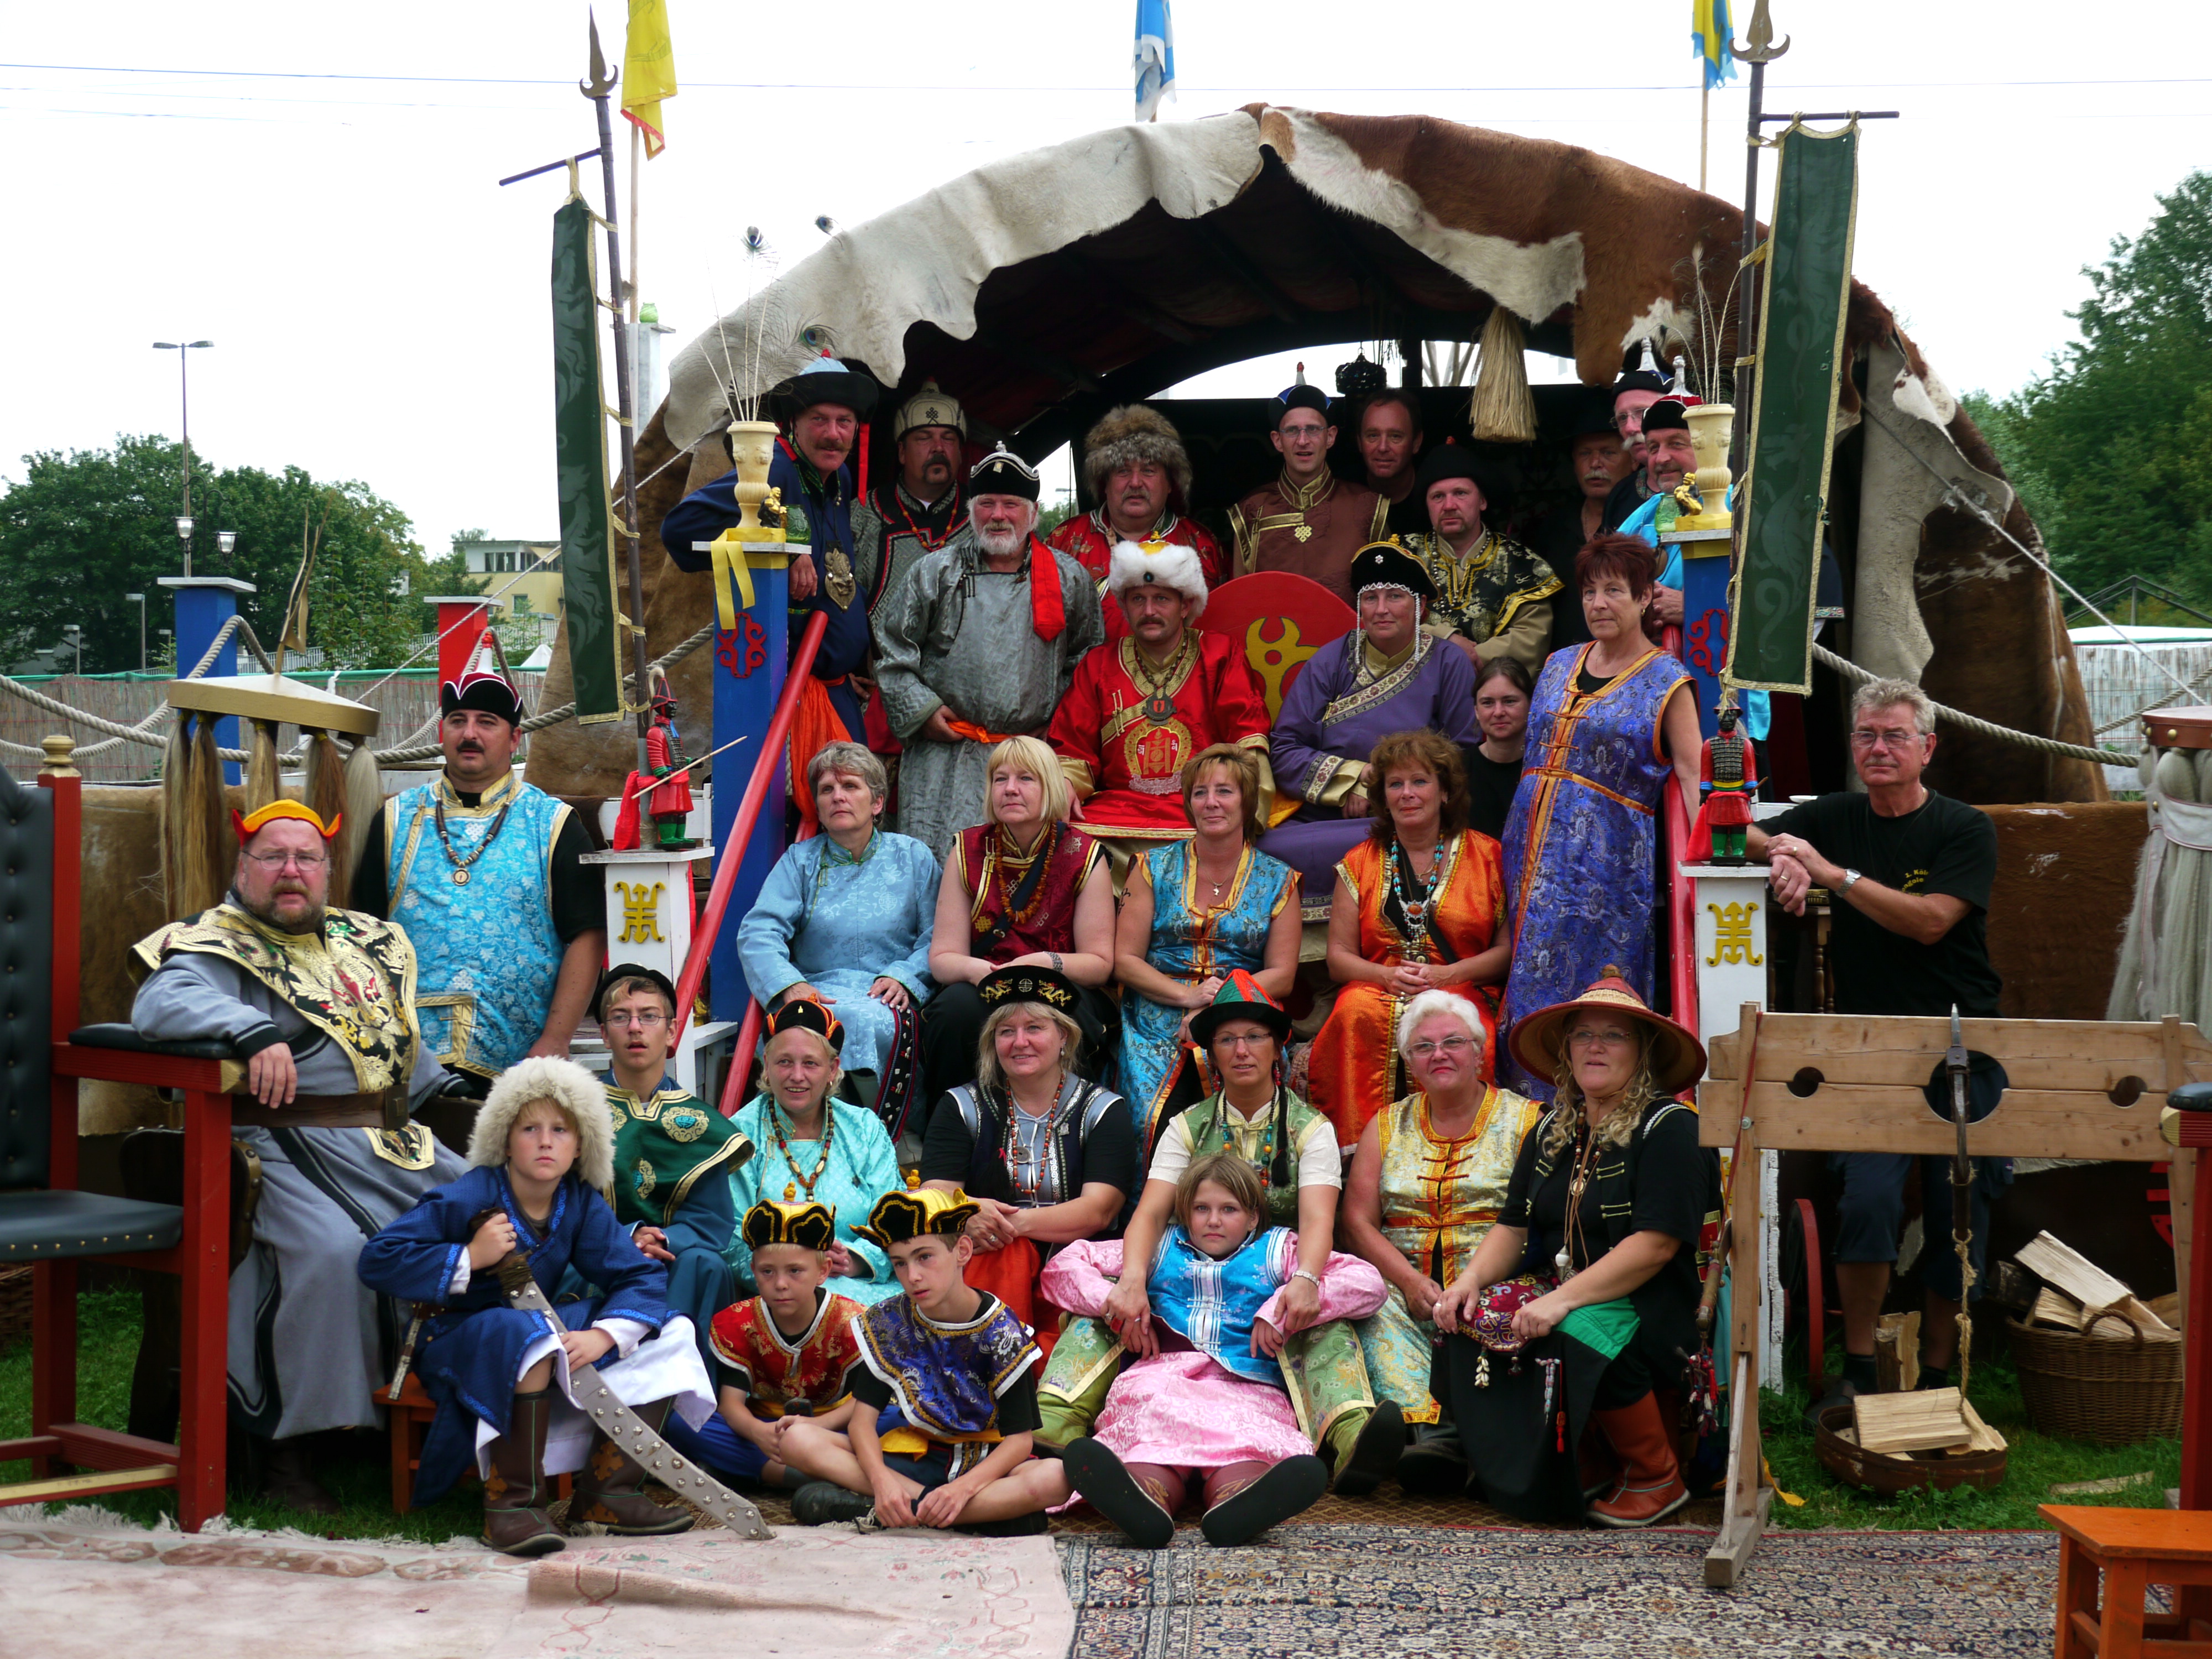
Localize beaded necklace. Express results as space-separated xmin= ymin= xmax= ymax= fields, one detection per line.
xmin=432 ymin=785 xmax=514 ymax=886
xmin=1125 ymin=632 xmax=1198 ymax=727
xmin=1385 ymin=836 xmax=1442 ymax=957
xmin=884 ymin=481 xmax=964 ymax=554
xmin=1557 ymin=1118 xmax=1604 ymax=1282
xmin=769 ymin=1097 xmax=835 ymax=1202
xmin=994 ymin=1073 xmax=1072 ymax=1203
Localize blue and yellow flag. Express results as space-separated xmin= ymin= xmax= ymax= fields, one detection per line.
xmin=1134 ymin=0 xmax=1176 ymax=123
xmin=1693 ymin=0 xmax=1736 ymax=90
xmin=621 ymin=0 xmax=677 ymax=158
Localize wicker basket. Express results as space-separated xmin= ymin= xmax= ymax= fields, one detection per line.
xmin=0 ymin=1265 xmax=29 ymax=1348
xmin=2007 ymin=1310 xmax=2185 ymax=1446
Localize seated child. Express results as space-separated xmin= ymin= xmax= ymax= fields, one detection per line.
xmin=778 ymin=1188 xmax=1067 ymax=1533
xmin=358 ymin=1055 xmax=718 ymax=1557
xmin=1044 ymin=1150 xmax=1390 ymax=1548
xmin=595 ymin=963 xmax=754 ymax=1366
xmin=660 ymin=1198 xmax=866 ymax=1493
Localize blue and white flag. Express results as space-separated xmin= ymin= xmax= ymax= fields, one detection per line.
xmin=1134 ymin=0 xmax=1175 ymax=122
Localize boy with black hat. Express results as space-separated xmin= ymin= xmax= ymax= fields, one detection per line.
xmin=1405 ymin=444 xmax=1559 ymax=677
xmin=1228 ymin=383 xmax=1389 ymax=606
xmin=352 ymin=668 xmax=606 ymax=1091
xmin=593 ymin=962 xmax=754 ymax=1366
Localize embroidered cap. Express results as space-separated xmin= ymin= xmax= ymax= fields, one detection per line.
xmin=232 ymin=799 xmax=341 ymax=843
xmin=1187 ymin=969 xmax=1293 ymax=1048
xmin=742 ymin=1198 xmax=838 ymax=1253
xmin=1348 ymin=540 xmax=1437 ymax=604
xmin=1505 ymin=970 xmax=1707 ymax=1094
xmin=895 ymin=378 xmax=966 ymax=440
xmin=977 ymin=963 xmax=1081 ymax=1015
xmin=440 ymin=670 xmax=524 ymax=727
xmin=969 ymin=444 xmax=1041 ymax=503
xmin=766 ymin=997 xmax=846 ymax=1056
xmin=857 ymin=1187 xmax=978 ymax=1249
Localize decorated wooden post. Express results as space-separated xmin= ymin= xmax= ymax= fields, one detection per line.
xmin=159 ymin=575 xmax=255 ymax=783
xmin=580 ymin=843 xmax=716 ymax=1089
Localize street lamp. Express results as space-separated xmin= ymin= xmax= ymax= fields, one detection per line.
xmin=217 ymin=529 xmax=237 ymax=557
xmin=63 ymin=625 xmax=82 ymax=678
xmin=153 ymin=340 xmax=212 ymax=575
xmin=125 ymin=593 xmax=147 ymax=673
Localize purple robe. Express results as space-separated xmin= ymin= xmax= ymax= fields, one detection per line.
xmin=1261 ymin=633 xmax=1479 ymax=917
xmin=1499 ymin=643 xmax=1689 ymax=1097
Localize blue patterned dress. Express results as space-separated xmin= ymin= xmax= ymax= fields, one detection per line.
xmin=1118 ymin=841 xmax=1298 ymax=1153
xmin=1499 ymin=643 xmax=1689 ymax=1097
xmin=736 ymin=830 xmax=938 ymax=1130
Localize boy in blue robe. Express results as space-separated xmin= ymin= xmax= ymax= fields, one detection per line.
xmin=778 ymin=1188 xmax=1063 ymax=1534
xmin=593 ymin=962 xmax=752 ymax=1366
xmin=358 ymin=1056 xmax=717 ymax=1556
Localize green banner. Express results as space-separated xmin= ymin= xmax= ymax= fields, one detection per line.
xmin=1726 ymin=122 xmax=1859 ymax=695
xmin=551 ymin=196 xmax=624 ymax=724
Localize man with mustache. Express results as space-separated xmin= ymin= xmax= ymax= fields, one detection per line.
xmin=1540 ymin=400 xmax=1635 ymax=651
xmin=1598 ymin=368 xmax=1673 ymax=534
xmin=1403 ymin=445 xmax=1559 ymax=677
xmin=130 ymin=801 xmax=468 ymax=1512
xmin=353 ymin=670 xmax=608 ymax=1088
xmin=1048 ymin=404 xmax=1227 ymax=637
xmin=874 ymin=446 xmax=1104 ymax=860
xmin=852 ymin=379 xmax=971 ymax=620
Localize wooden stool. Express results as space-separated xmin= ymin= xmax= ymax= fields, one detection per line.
xmin=375 ymin=1374 xmax=571 ymax=1514
xmin=2042 ymin=1504 xmax=2212 ymax=1656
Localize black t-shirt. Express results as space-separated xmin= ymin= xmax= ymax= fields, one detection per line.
xmin=846 ymin=1292 xmax=1042 ymax=1433
xmin=1459 ymin=745 xmax=1524 ymax=842
xmin=918 ymin=1084 xmax=1138 ymax=1207
xmin=1760 ymin=789 xmax=2001 ymax=1017
xmin=1600 ymin=472 xmax=1650 ymax=534
xmin=352 ymin=779 xmax=603 ymax=943
xmin=1537 ymin=503 xmax=1597 ymax=653
xmin=1381 ymin=488 xmax=1429 ymax=540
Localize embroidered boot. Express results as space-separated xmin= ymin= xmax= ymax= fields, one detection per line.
xmin=568 ymin=1399 xmax=697 ymax=1536
xmin=1063 ymin=1438 xmax=1176 ymax=1550
xmin=1329 ymin=1400 xmax=1405 ymax=1497
xmin=483 ymin=1388 xmax=565 ymax=1557
xmin=1585 ymin=1392 xmax=1690 ymax=1528
xmin=1199 ymin=1454 xmax=1328 ymax=1547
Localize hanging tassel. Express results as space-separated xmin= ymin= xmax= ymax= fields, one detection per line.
xmin=337 ymin=734 xmax=385 ymax=909
xmin=244 ymin=717 xmax=281 ymax=813
xmin=1467 ymin=307 xmax=1538 ymax=444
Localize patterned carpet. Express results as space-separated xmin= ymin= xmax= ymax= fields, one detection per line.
xmin=1056 ymin=1524 xmax=2060 ymax=1658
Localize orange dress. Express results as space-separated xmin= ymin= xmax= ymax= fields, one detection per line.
xmin=1306 ymin=831 xmax=1506 ymax=1144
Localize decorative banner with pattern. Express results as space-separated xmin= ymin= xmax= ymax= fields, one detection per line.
xmin=552 ymin=195 xmax=625 ymax=724
xmin=1726 ymin=120 xmax=1859 ymax=695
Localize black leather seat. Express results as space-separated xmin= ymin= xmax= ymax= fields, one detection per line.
xmin=69 ymin=1022 xmax=237 ymax=1061
xmin=0 ymin=1187 xmax=184 ymax=1259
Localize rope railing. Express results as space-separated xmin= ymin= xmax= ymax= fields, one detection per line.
xmin=1809 ymin=643 xmax=2131 ymax=770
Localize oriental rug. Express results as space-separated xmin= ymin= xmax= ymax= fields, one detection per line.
xmin=0 ymin=1514 xmax=1072 ymax=1659
xmin=1057 ymin=1523 xmax=2060 ymax=1658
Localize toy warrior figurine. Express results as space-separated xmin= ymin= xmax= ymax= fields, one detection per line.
xmin=1695 ymin=703 xmax=1758 ymax=864
xmin=644 ymin=683 xmax=697 ymax=849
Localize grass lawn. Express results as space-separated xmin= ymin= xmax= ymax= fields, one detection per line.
xmin=0 ymin=1288 xmax=2186 ymax=1540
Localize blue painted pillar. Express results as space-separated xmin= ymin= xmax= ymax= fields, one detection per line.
xmin=1668 ymin=531 xmax=1733 ymax=742
xmin=159 ymin=575 xmax=257 ymax=784
xmin=707 ymin=545 xmax=791 ymax=1024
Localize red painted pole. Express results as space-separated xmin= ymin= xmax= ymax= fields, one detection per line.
xmin=718 ymin=998 xmax=764 ymax=1118
xmin=671 ymin=609 xmax=828 ymax=1042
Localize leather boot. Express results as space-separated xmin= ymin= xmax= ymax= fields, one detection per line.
xmin=1396 ymin=1421 xmax=1469 ymax=1496
xmin=259 ymin=1436 xmax=340 ymax=1516
xmin=483 ymin=1389 xmax=565 ymax=1557
xmin=1577 ymin=1423 xmax=1620 ymax=1499
xmin=568 ymin=1399 xmax=696 ymax=1536
xmin=1585 ymin=1392 xmax=1690 ymax=1528
xmin=1331 ymin=1400 xmax=1405 ymax=1497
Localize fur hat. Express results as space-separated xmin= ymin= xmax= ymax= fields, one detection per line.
xmin=1105 ymin=538 xmax=1207 ymax=616
xmin=469 ymin=1056 xmax=617 ymax=1193
xmin=1081 ymin=404 xmax=1193 ymax=508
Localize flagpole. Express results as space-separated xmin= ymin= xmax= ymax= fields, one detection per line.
xmin=1700 ymin=80 xmax=1710 ymax=192
xmin=627 ymin=122 xmax=642 ymax=327
xmin=1727 ymin=0 xmax=1790 ymax=481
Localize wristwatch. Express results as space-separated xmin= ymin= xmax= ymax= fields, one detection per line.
xmin=1838 ymin=867 xmax=1864 ymax=893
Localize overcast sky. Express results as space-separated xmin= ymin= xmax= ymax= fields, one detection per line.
xmin=7 ymin=1 xmax=2210 ymax=564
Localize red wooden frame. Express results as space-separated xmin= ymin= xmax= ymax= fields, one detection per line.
xmin=0 ymin=758 xmax=234 ymax=1531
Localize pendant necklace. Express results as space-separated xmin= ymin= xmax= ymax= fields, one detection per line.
xmin=1558 ymin=1124 xmax=1601 ymax=1281
xmin=770 ymin=1099 xmax=834 ymax=1202
xmin=1130 ymin=634 xmax=1196 ymax=726
xmin=434 ymin=791 xmax=513 ymax=886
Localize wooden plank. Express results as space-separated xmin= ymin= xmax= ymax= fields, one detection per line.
xmin=0 ymin=1463 xmax=176 ymax=1506
xmin=2030 ymin=1286 xmax=2087 ymax=1330
xmin=1699 ymin=1082 xmax=2171 ymax=1159
xmin=1749 ymin=1049 xmax=2175 ymax=1093
xmin=1875 ymin=1311 xmax=1922 ymax=1392
xmin=1704 ymin=1485 xmax=1772 ymax=1589
xmin=1855 ymin=1389 xmax=1974 ymax=1454
xmin=1733 ymin=1013 xmax=2208 ymax=1066
xmin=1958 ymin=1398 xmax=2008 ymax=1455
xmin=2018 ymin=1233 xmax=2177 ymax=1332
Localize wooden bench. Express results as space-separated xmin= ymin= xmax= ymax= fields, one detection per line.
xmin=2043 ymin=1505 xmax=2212 ymax=1657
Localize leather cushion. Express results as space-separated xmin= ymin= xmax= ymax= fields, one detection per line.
xmin=0 ymin=768 xmax=53 ymax=1188
xmin=0 ymin=1188 xmax=184 ymax=1259
xmin=69 ymin=1022 xmax=239 ymax=1061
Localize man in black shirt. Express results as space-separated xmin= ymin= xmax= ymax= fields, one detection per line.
xmin=1750 ymin=676 xmax=2005 ymax=1418
xmin=1538 ymin=399 xmax=1634 ymax=653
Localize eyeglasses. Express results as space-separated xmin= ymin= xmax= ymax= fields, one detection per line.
xmin=1567 ymin=1027 xmax=1635 ymax=1050
xmin=1214 ymin=1032 xmax=1276 ymax=1052
xmin=241 ymin=851 xmax=328 ymax=872
xmin=1407 ymin=1036 xmax=1475 ymax=1060
xmin=604 ymin=1011 xmax=668 ymax=1031
xmin=1849 ymin=728 xmax=1924 ymax=750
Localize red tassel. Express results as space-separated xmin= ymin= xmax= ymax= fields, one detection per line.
xmin=1556 ymin=1412 xmax=1567 ymax=1454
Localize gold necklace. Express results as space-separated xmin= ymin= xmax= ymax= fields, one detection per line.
xmin=1128 ymin=634 xmax=1197 ymax=725
xmin=769 ymin=1099 xmax=834 ymax=1202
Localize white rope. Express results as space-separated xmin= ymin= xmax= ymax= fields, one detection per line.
xmin=1811 ymin=643 xmax=2128 ymax=766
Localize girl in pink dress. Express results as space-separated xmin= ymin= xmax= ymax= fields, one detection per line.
xmin=1041 ymin=1150 xmax=1387 ymax=1547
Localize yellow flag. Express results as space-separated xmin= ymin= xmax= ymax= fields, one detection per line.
xmin=620 ymin=0 xmax=677 ymax=158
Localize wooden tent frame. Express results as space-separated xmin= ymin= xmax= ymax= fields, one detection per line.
xmin=1698 ymin=1003 xmax=2212 ymax=1588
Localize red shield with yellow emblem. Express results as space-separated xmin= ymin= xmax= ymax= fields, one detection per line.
xmin=1196 ymin=574 xmax=1355 ymax=719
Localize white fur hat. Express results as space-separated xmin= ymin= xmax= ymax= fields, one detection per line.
xmin=469 ymin=1055 xmax=617 ymax=1193
xmin=1105 ymin=538 xmax=1208 ymax=618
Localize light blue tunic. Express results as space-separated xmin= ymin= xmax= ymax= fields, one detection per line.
xmin=735 ymin=829 xmax=938 ymax=1078
xmin=726 ymin=1095 xmax=905 ymax=1306
xmin=385 ymin=771 xmax=568 ymax=1079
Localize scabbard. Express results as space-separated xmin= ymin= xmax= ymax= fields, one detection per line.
xmin=497 ymin=1254 xmax=770 ymax=1540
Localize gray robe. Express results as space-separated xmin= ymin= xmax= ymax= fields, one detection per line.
xmin=132 ymin=951 xmax=464 ymax=1441
xmin=872 ymin=530 xmax=1104 ymax=860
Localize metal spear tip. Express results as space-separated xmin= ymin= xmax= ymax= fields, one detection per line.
xmin=581 ymin=12 xmax=616 ymax=97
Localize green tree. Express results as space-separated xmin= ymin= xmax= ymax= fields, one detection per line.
xmin=1971 ymin=171 xmax=2212 ymax=602
xmin=0 ymin=435 xmax=463 ymax=672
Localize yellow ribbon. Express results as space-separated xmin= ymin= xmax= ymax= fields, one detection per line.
xmin=707 ymin=528 xmax=758 ymax=630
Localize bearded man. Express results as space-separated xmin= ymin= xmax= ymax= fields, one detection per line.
xmin=1048 ymin=538 xmax=1272 ymax=864
xmin=852 ymin=378 xmax=971 ymax=619
xmin=1048 ymin=404 xmax=1227 ymax=634
xmin=1405 ymin=446 xmax=1559 ymax=677
xmin=131 ymin=802 xmax=467 ymax=1512
xmin=874 ymin=446 xmax=1104 ymax=860
xmin=1229 ymin=385 xmax=1388 ymax=606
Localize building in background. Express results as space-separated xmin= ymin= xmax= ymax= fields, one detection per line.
xmin=458 ymin=538 xmax=564 ymax=650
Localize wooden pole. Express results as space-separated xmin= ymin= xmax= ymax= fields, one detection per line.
xmin=1700 ymin=81 xmax=1710 ymax=193
xmin=627 ymin=122 xmax=642 ymax=328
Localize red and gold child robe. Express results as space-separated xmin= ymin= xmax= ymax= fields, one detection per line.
xmin=707 ymin=1288 xmax=867 ymax=1419
xmin=1047 ymin=510 xmax=1228 ymax=639
xmin=1048 ymin=632 xmax=1274 ymax=845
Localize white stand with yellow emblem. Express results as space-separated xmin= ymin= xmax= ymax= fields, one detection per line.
xmin=1680 ymin=859 xmax=1782 ymax=1393
xmin=579 ymin=846 xmax=731 ymax=1095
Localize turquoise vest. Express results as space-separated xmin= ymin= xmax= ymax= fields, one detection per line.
xmin=385 ymin=771 xmax=569 ymax=1078
xmin=1146 ymin=1223 xmax=1297 ymax=1388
